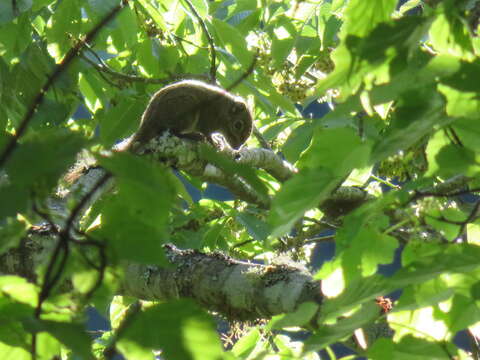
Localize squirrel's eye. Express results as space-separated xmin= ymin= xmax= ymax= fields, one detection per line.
xmin=233 ymin=120 xmax=244 ymax=131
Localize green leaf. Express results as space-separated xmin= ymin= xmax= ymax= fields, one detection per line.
xmin=236 ymin=212 xmax=270 ymax=242
xmin=183 ymin=0 xmax=208 ymax=18
xmin=7 ymin=130 xmax=84 ymax=188
xmin=429 ymin=134 xmax=480 ymax=182
xmin=299 ymin=127 xmax=371 ymax=175
xmin=0 ymin=217 xmax=27 ymax=254
xmin=119 ymin=299 xmax=223 ymax=360
xmin=339 ymin=219 xmax=399 ymax=280
xmin=45 ymin=0 xmax=82 ymax=60
xmin=23 ymin=319 xmax=94 ymax=360
xmin=369 ymin=335 xmax=451 ymax=360
xmin=282 ymin=122 xmax=314 ymax=164
xmin=30 ymin=98 xmax=71 ymax=129
xmin=0 ymin=183 xmax=29 ymax=223
xmin=212 ymin=18 xmax=253 ymax=67
xmin=438 ymin=294 xmax=480 ymax=333
xmin=78 ymin=72 xmax=104 ymax=114
xmin=392 ymin=244 xmax=480 ymax=289
xmin=429 ymin=3 xmax=474 ymax=59
xmin=230 ymin=9 xmax=261 ymax=35
xmin=439 ymin=84 xmax=480 ymax=119
xmin=0 ymin=297 xmax=34 ymax=351
xmin=203 ymin=221 xmax=226 ymax=250
xmin=394 ymin=279 xmax=453 ymax=312
xmin=402 ymin=241 xmax=443 ymax=267
xmin=99 ymin=94 xmax=146 ymax=147
xmin=156 ymin=44 xmax=180 ymax=74
xmin=1 ymin=130 xmax=85 ymax=219
xmin=371 ymin=88 xmax=451 ymax=162
xmin=441 ymin=60 xmax=480 ymax=92
xmin=271 ymin=127 xmax=371 ymax=237
xmin=115 ymin=8 xmax=139 ymax=49
xmin=247 ymin=74 xmax=297 ymax=114
xmin=137 ymin=37 xmax=162 ymax=77
xmin=425 ymin=207 xmax=468 ymax=241
xmin=137 ymin=0 xmax=166 ymax=30
xmin=269 ymin=167 xmax=338 ymax=237
xmin=450 ymin=117 xmax=480 ymax=152
xmin=320 ymin=274 xmax=390 ymax=321
xmin=231 ymin=328 xmax=261 ymax=357
xmin=304 ymin=301 xmax=380 ymax=352
xmin=267 ymin=302 xmax=319 ymax=330
xmin=341 ymin=0 xmax=396 ymax=38
xmin=0 ymin=0 xmax=32 ymax=25
xmin=199 ymin=145 xmax=270 ymax=204
xmin=0 ymin=276 xmax=38 ymax=307
xmin=98 ymin=153 xmax=175 ymax=264
xmin=316 ymin=13 xmax=427 ymax=98
xmin=270 ymin=15 xmax=297 ymax=67
xmin=0 ymin=342 xmax=30 ymax=360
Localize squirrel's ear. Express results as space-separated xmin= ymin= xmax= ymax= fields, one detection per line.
xmin=230 ymin=101 xmax=246 ymax=114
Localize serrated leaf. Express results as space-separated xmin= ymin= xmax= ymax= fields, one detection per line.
xmin=1 ymin=130 xmax=85 ymax=219
xmin=212 ymin=18 xmax=253 ymax=67
xmin=99 ymin=95 xmax=146 ymax=147
xmin=269 ymin=167 xmax=338 ymax=237
xmin=45 ymin=0 xmax=82 ymax=60
xmin=371 ymin=88 xmax=452 ymax=162
xmin=231 ymin=328 xmax=261 ymax=357
xmin=23 ymin=319 xmax=94 ymax=360
xmin=370 ymin=335 xmax=450 ymax=360
xmin=299 ymin=127 xmax=370 ymax=174
xmin=0 ymin=342 xmax=30 ymax=360
xmin=282 ymin=122 xmax=314 ymax=164
xmin=268 ymin=302 xmax=319 ymax=330
xmin=137 ymin=0 xmax=166 ymax=30
xmin=0 ymin=0 xmax=32 ymax=25
xmin=236 ymin=212 xmax=270 ymax=242
xmin=0 ymin=276 xmax=38 ymax=307
xmin=98 ymin=153 xmax=175 ymax=264
xmin=304 ymin=301 xmax=380 ymax=352
xmin=184 ymin=0 xmax=208 ymax=18
xmin=119 ymin=299 xmax=223 ymax=360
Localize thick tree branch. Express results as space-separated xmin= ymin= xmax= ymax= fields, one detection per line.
xmin=124 ymin=245 xmax=322 ymax=320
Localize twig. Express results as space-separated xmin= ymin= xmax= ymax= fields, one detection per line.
xmin=171 ymin=33 xmax=209 ymax=49
xmin=182 ymin=0 xmax=217 ymax=82
xmin=467 ymin=329 xmax=480 ymax=360
xmin=71 ymin=228 xmax=108 ymax=301
xmin=304 ymin=234 xmax=336 ymax=244
xmin=26 ymin=9 xmax=125 ymax=357
xmin=252 ymin=125 xmax=272 ymax=150
xmin=225 ymin=50 xmax=258 ymax=92
xmin=82 ymin=50 xmax=170 ymax=85
xmin=457 ymin=200 xmax=480 ymax=239
xmin=445 ymin=126 xmax=464 ymax=147
xmin=35 ymin=173 xmax=112 ymax=321
xmin=0 ymin=3 xmax=125 ymax=169
xmin=103 ymin=301 xmax=142 ymax=359
xmin=232 ymin=239 xmax=255 ymax=249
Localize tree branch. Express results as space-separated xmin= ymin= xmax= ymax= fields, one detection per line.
xmin=124 ymin=244 xmax=322 ymax=320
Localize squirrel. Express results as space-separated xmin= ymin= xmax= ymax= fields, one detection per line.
xmin=128 ymin=80 xmax=253 ymax=151
xmin=65 ymin=80 xmax=253 ymax=183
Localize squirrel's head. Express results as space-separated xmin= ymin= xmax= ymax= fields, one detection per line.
xmin=222 ymin=99 xmax=253 ymax=149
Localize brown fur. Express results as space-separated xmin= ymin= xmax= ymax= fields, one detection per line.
xmin=129 ymin=80 xmax=253 ymax=151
